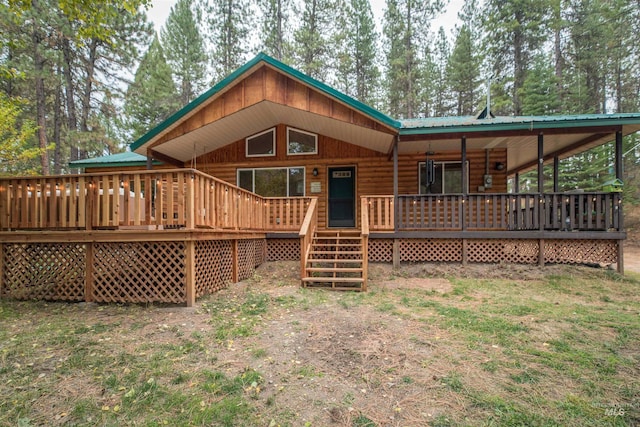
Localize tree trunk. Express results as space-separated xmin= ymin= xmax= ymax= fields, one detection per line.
xmin=53 ymin=69 xmax=63 ymax=174
xmin=79 ymin=38 xmax=99 ymax=159
xmin=32 ymin=0 xmax=50 ymax=175
xmin=62 ymin=35 xmax=79 ymax=162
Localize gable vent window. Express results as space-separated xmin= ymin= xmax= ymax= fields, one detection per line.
xmin=287 ymin=127 xmax=317 ymax=155
xmin=246 ymin=128 xmax=276 ymax=157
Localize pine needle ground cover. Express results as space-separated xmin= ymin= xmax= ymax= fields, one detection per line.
xmin=0 ymin=261 xmax=638 ymax=427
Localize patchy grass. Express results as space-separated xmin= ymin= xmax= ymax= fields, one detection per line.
xmin=0 ymin=261 xmax=639 ymax=426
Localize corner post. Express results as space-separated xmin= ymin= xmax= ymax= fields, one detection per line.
xmin=617 ymin=241 xmax=624 ymax=274
xmin=231 ymin=239 xmax=239 ymax=283
xmin=538 ymin=133 xmax=545 ymax=232
xmin=185 ymin=240 xmax=196 ymax=307
xmin=393 ymin=136 xmax=399 ymax=231
xmin=461 ymin=136 xmax=467 ymax=231
xmin=85 ymin=242 xmax=94 ymax=302
xmin=615 ymin=130 xmax=624 ymax=232
xmin=553 ymin=155 xmax=559 ymax=193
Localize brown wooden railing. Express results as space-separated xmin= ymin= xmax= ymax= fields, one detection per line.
xmin=361 ymin=195 xmax=394 ymax=231
xmin=360 ymin=197 xmax=369 ymax=290
xmin=299 ymin=198 xmax=318 ymax=281
xmin=0 ymin=169 xmax=313 ymax=232
xmin=396 ymin=193 xmax=623 ymax=231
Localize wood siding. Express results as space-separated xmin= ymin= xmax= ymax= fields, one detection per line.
xmin=151 ymin=66 xmax=396 ymax=149
xmin=196 ymin=124 xmax=507 ymax=229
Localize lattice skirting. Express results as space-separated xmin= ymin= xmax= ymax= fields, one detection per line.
xmin=400 ymin=239 xmax=463 ymax=262
xmin=267 ymin=239 xmax=300 ymax=261
xmin=467 ymin=239 xmax=539 ymax=264
xmin=544 ymin=239 xmax=617 ymax=265
xmin=92 ymin=242 xmax=186 ymax=304
xmin=237 ymin=239 xmax=267 ymax=281
xmin=1 ymin=243 xmax=86 ymax=301
xmin=368 ymin=239 xmax=393 ymax=262
xmin=195 ymin=240 xmax=233 ymax=298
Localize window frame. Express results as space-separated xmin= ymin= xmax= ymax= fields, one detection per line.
xmin=418 ymin=161 xmax=469 ymax=194
xmin=286 ymin=127 xmax=318 ymax=156
xmin=245 ymin=127 xmax=276 ymax=158
xmin=237 ymin=166 xmax=306 ymax=197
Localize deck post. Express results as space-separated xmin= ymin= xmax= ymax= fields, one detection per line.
xmin=392 ymin=239 xmax=400 ymax=269
xmin=615 ymin=130 xmax=625 ymax=234
xmin=538 ymin=239 xmax=545 ymax=267
xmin=185 ymin=240 xmax=196 ymax=307
xmin=231 ymin=239 xmax=239 ymax=283
xmin=393 ymin=137 xmax=399 ymax=231
xmin=617 ymin=240 xmax=624 ymax=274
xmin=538 ymin=134 xmax=544 ymax=231
xmin=461 ymin=136 xmax=467 ymax=231
xmin=553 ymin=155 xmax=559 ymax=193
xmin=461 ymin=239 xmax=467 ymax=265
xmin=186 ymin=173 xmax=195 ymax=229
xmin=514 ymin=172 xmax=520 ymax=193
xmin=85 ymin=242 xmax=94 ymax=302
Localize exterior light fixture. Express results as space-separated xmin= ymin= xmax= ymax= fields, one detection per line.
xmin=312 ymin=168 xmax=319 ymax=176
xmin=495 ymin=162 xmax=505 ymax=171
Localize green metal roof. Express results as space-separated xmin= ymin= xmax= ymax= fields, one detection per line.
xmin=69 ymin=152 xmax=162 ymax=169
xmin=130 ymin=52 xmax=401 ymax=152
xmin=399 ymin=113 xmax=640 ymax=136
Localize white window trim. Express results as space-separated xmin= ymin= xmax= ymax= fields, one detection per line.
xmin=418 ymin=161 xmax=469 ymax=194
xmin=246 ymin=127 xmax=276 ymax=158
xmin=286 ymin=127 xmax=318 ymax=155
xmin=237 ymin=166 xmax=306 ymax=197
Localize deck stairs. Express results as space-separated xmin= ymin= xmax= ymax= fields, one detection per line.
xmin=301 ymin=230 xmax=366 ymax=291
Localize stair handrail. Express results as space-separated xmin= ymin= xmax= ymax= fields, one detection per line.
xmin=299 ymin=197 xmax=318 ymax=281
xmin=360 ymin=197 xmax=369 ymax=291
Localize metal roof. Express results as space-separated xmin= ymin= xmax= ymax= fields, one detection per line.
xmin=69 ymin=152 xmax=161 ymax=169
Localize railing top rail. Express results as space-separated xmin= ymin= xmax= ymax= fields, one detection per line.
xmin=299 ymin=198 xmax=318 ymax=238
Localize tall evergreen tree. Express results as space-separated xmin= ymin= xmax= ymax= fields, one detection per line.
xmin=162 ymin=0 xmax=207 ymax=105
xmin=518 ymin=55 xmax=561 ymax=115
xmin=483 ymin=0 xmax=549 ymax=115
xmin=293 ymin=0 xmax=336 ymax=81
xmin=447 ymin=0 xmax=481 ymax=115
xmin=206 ymin=0 xmax=252 ymax=80
xmin=258 ymin=0 xmax=292 ymax=62
xmin=333 ymin=0 xmax=379 ymax=105
xmin=383 ymin=0 xmax=444 ymax=118
xmin=125 ymin=35 xmax=180 ymax=141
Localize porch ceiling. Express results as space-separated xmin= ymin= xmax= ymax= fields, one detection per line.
xmin=149 ymin=101 xmax=395 ymax=162
xmin=398 ymin=123 xmax=640 ymax=174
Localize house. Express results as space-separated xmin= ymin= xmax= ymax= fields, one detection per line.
xmin=2 ymin=53 xmax=639 ymax=306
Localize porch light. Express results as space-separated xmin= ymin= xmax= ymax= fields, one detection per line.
xmin=495 ymin=162 xmax=505 ymax=171
xmin=312 ymin=168 xmax=319 ymax=176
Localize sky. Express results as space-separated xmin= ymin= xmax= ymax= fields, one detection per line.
xmin=147 ymin=0 xmax=465 ymax=39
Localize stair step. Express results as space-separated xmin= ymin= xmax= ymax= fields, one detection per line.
xmin=309 ymin=250 xmax=362 ymax=255
xmin=307 ymin=258 xmax=363 ymax=264
xmin=306 ymin=267 xmax=363 ymax=273
xmin=302 ymin=277 xmax=364 ymax=283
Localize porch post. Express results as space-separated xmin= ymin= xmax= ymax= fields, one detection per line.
xmin=615 ymin=130 xmax=625 ymax=274
xmin=393 ymin=136 xmax=399 ymax=230
xmin=514 ymin=172 xmax=520 ymax=193
xmin=553 ymin=155 xmax=559 ymax=193
xmin=461 ymin=136 xmax=467 ymax=231
xmin=393 ymin=137 xmax=400 ymax=268
xmin=615 ymin=130 xmax=623 ymax=180
xmin=146 ymin=149 xmax=153 ymax=170
xmin=537 ymin=133 xmax=544 ymax=194
xmin=538 ymin=134 xmax=545 ymax=233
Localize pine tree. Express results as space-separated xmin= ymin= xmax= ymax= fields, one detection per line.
xmin=333 ymin=0 xmax=379 ymax=105
xmin=125 ymin=35 xmax=180 ymax=141
xmin=206 ymin=0 xmax=252 ymax=80
xmin=258 ymin=0 xmax=292 ymax=62
xmin=483 ymin=0 xmax=549 ymax=115
xmin=383 ymin=0 xmax=444 ymax=118
xmin=162 ymin=0 xmax=208 ymax=105
xmin=293 ymin=0 xmax=336 ymax=81
xmin=447 ymin=0 xmax=481 ymax=116
xmin=518 ymin=55 xmax=561 ymax=115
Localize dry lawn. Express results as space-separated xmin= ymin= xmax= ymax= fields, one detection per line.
xmin=0 ymin=261 xmax=638 ymax=427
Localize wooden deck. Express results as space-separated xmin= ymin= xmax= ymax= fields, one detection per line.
xmin=0 ymin=170 xmax=626 ymax=305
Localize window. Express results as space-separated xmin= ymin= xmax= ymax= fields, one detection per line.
xmin=287 ymin=127 xmax=317 ymax=155
xmin=237 ymin=167 xmax=305 ymax=197
xmin=419 ymin=161 xmax=467 ymax=194
xmin=246 ymin=128 xmax=276 ymax=157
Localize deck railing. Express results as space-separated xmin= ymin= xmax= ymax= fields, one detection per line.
xmin=299 ymin=198 xmax=318 ymax=280
xmin=395 ymin=193 xmax=622 ymax=231
xmin=0 ymin=169 xmax=312 ymax=232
